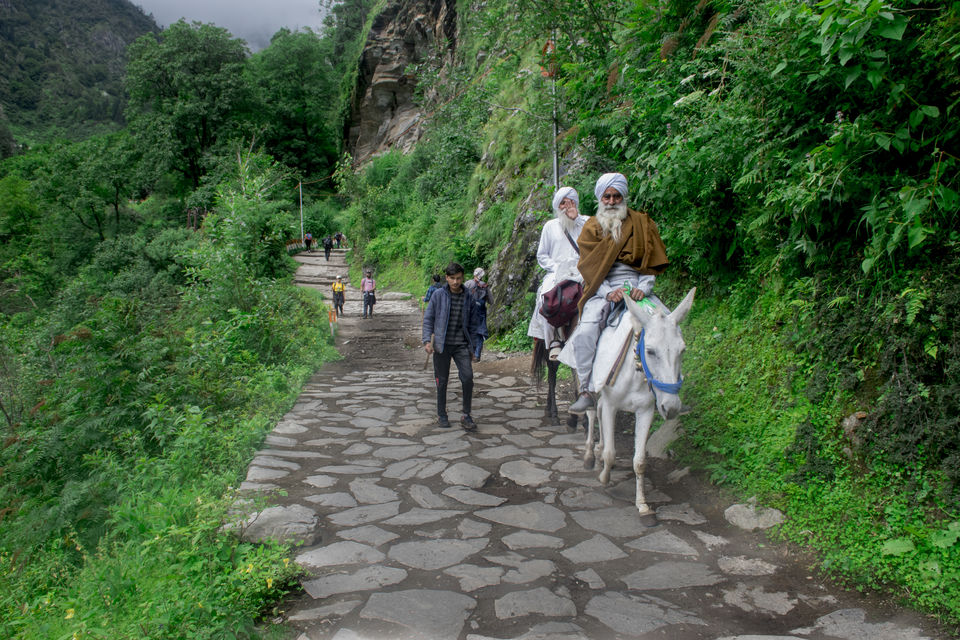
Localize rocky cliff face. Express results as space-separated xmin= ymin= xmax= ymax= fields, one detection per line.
xmin=346 ymin=0 xmax=457 ymax=163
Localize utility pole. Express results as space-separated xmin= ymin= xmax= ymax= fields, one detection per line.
xmin=299 ymin=180 xmax=304 ymax=242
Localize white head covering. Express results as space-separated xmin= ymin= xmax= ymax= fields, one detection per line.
xmin=473 ymin=267 xmax=485 ymax=279
xmin=551 ymin=186 xmax=579 ymax=216
xmin=594 ymin=173 xmax=628 ymax=201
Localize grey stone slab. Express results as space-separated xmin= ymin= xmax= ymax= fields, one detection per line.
xmin=693 ymin=529 xmax=729 ymax=549
xmin=621 ymin=561 xmax=724 ymax=590
xmin=356 ymin=406 xmax=396 ymax=421
xmin=246 ymin=466 xmax=290 ymax=482
xmin=570 ymin=507 xmax=654 ymax=538
xmin=424 ymin=440 xmax=471 ymax=457
xmin=627 ymin=529 xmax=699 ymax=557
xmin=317 ymin=464 xmax=382 ymax=475
xmin=327 ymin=501 xmax=401 ymax=527
xmin=656 ymin=502 xmax=707 ymax=525
xmin=790 ymin=608 xmax=932 ymax=640
xmin=305 ymin=492 xmax=358 ymax=508
xmin=286 ymin=598 xmax=362 ymax=622
xmin=383 ymin=457 xmax=433 ymax=480
xmin=423 ymin=431 xmax=465 ymax=445
xmin=302 ymin=566 xmax=408 ymax=599
xmin=506 ymin=408 xmax=541 ymax=418
xmin=475 ymin=502 xmax=567 ymax=532
xmin=549 ymin=433 xmax=585 ymax=446
xmin=348 ymin=478 xmax=398 ymax=504
xmin=715 ymin=636 xmax=805 ymax=640
xmin=238 ymin=481 xmax=278 ymax=492
xmin=388 ymin=538 xmax=489 ymax=570
xmin=264 ymin=434 xmax=299 ymax=447
xmin=302 ymin=438 xmax=341 ymax=447
xmin=296 ymin=541 xmax=385 ymax=570
xmin=336 ymin=525 xmax=399 ymax=546
xmin=372 ymin=444 xmax=425 ymax=460
xmin=238 ymin=504 xmax=319 ymax=545
xmin=494 ymin=587 xmax=577 ymax=620
xmin=251 ymin=456 xmax=301 ymax=470
xmin=409 ymin=483 xmax=453 ymax=508
xmin=416 ymin=459 xmax=448 ymax=478
xmin=442 ymin=462 xmax=491 ymax=488
xmin=510 ymin=418 xmax=545 ymax=429
xmin=320 ymin=425 xmax=362 ymax=435
xmin=585 ymin=591 xmax=706 ymax=635
xmin=442 ymin=485 xmax=507 ymax=507
xmin=723 ymin=583 xmax=797 ymax=615
xmin=459 ymin=519 xmax=492 ymax=539
xmin=304 ymin=474 xmax=337 ymax=489
xmin=574 ymin=568 xmax=605 ymax=590
xmin=368 ymin=436 xmax=417 ymax=445
xmin=718 ymin=555 xmax=778 ymax=576
xmin=530 ymin=447 xmax=571 ymax=459
xmin=342 ymin=442 xmax=373 ymax=456
xmin=259 ymin=448 xmax=329 ymax=459
xmin=475 ymin=444 xmax=527 ymax=460
xmin=382 ymin=507 xmax=466 ymax=526
xmin=273 ymin=422 xmax=309 ymax=435
xmin=444 ymin=563 xmax=505 ymax=592
xmin=359 ymin=589 xmax=475 ymax=639
xmin=725 ymin=502 xmax=785 ymax=531
xmin=503 ymin=434 xmax=544 ymax=448
xmin=350 ymin=417 xmax=387 ymax=429
xmin=559 ymin=487 xmax=613 ymax=509
xmin=560 ymin=534 xmax=627 ymax=563
xmin=500 ymin=460 xmax=552 ymax=486
xmin=502 ymin=531 xmax=564 ymax=550
xmin=552 ymin=457 xmax=588 ymax=474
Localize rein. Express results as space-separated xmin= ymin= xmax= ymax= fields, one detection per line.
xmin=635 ymin=328 xmax=683 ymax=395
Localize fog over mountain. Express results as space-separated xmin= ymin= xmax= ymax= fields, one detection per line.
xmin=134 ymin=0 xmax=329 ymax=50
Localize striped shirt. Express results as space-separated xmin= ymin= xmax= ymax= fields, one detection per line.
xmin=445 ymin=290 xmax=466 ymax=347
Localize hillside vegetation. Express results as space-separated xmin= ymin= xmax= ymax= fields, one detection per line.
xmin=334 ymin=0 xmax=960 ymax=626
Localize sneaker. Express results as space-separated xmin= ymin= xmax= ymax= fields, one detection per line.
xmin=569 ymin=392 xmax=595 ymax=415
xmin=460 ymin=415 xmax=478 ymax=432
xmin=438 ymin=415 xmax=451 ymax=429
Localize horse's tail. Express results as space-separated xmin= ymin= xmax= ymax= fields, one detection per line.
xmin=531 ymin=338 xmax=548 ymax=387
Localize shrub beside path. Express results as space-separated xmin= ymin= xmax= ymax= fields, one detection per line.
xmin=234 ymin=250 xmax=947 ymax=640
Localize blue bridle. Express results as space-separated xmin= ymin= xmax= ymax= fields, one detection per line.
xmin=635 ymin=328 xmax=683 ymax=395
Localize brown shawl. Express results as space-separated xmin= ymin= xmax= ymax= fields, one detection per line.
xmin=577 ymin=208 xmax=669 ymax=313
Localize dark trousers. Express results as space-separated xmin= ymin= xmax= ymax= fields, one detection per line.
xmin=324 ymin=247 xmax=331 ymax=260
xmin=433 ymin=343 xmax=473 ymax=418
xmin=362 ymin=292 xmax=375 ymax=317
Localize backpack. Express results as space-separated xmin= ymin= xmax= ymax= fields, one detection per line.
xmin=539 ymin=279 xmax=583 ymax=328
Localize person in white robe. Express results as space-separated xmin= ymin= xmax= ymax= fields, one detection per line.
xmin=526 ymin=186 xmax=588 ymax=360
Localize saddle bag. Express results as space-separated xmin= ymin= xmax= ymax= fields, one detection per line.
xmin=539 ymin=279 xmax=583 ymax=328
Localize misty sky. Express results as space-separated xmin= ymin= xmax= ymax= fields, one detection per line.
xmin=134 ymin=0 xmax=330 ymax=51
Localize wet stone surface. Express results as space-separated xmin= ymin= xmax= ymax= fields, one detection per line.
xmin=237 ymin=252 xmax=949 ymax=639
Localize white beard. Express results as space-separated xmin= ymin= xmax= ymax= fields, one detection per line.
xmin=596 ymin=203 xmax=627 ymax=243
xmin=557 ymin=210 xmax=578 ymax=233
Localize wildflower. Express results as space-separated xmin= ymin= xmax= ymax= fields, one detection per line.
xmin=283 ymin=558 xmax=290 ymax=567
xmin=266 ymin=577 xmax=273 ymax=589
xmin=246 ymin=564 xmax=253 ymax=573
xmin=65 ymin=608 xmax=75 ymax=619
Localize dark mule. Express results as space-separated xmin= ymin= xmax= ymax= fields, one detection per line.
xmin=532 ymin=338 xmax=580 ymax=430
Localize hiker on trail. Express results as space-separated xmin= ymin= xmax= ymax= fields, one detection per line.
xmin=527 ymin=186 xmax=588 ymax=361
xmin=323 ymin=235 xmax=334 ymax=261
xmin=360 ymin=270 xmax=376 ymax=319
xmin=568 ymin=172 xmax=669 ymax=415
xmin=304 ymin=232 xmax=313 ymax=252
xmin=422 ymin=274 xmax=443 ymax=311
xmin=335 ymin=231 xmax=344 ymax=248
xmin=331 ymin=275 xmax=346 ymax=317
xmin=422 ymin=262 xmax=484 ymax=431
xmin=464 ymin=267 xmax=490 ymax=362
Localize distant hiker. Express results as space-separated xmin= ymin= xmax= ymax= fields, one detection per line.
xmin=323 ymin=235 xmax=333 ymax=261
xmin=567 ymin=172 xmax=669 ymax=414
xmin=361 ymin=270 xmax=376 ymax=318
xmin=464 ymin=267 xmax=490 ymax=362
xmin=422 ymin=262 xmax=484 ymax=431
xmin=335 ymin=231 xmax=344 ymax=248
xmin=422 ymin=274 xmax=443 ymax=309
xmin=332 ymin=275 xmax=346 ymax=317
xmin=527 ymin=186 xmax=587 ymax=361
xmin=304 ymin=233 xmax=313 ymax=251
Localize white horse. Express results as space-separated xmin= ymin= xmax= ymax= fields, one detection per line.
xmin=582 ymin=288 xmax=695 ymax=515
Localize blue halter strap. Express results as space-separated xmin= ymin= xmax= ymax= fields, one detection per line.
xmin=636 ymin=328 xmax=683 ymax=395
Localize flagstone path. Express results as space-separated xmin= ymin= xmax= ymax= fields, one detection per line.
xmin=235 ymin=249 xmax=949 ymax=640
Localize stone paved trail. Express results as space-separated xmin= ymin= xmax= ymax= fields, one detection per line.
xmin=236 ymin=251 xmax=949 ymax=640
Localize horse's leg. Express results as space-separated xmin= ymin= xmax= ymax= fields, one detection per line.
xmin=597 ymin=401 xmax=616 ymax=486
xmin=633 ymin=406 xmax=656 ymax=515
xmin=566 ymin=371 xmax=581 ymax=431
xmin=583 ymin=407 xmax=596 ymax=469
xmin=546 ymin=360 xmax=560 ymax=423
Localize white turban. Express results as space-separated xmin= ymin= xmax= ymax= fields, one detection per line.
xmin=474 ymin=267 xmax=485 ymax=279
xmin=551 ymin=186 xmax=579 ymax=215
xmin=594 ymin=173 xmax=628 ymax=201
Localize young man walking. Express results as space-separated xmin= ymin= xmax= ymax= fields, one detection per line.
xmin=422 ymin=262 xmax=484 ymax=431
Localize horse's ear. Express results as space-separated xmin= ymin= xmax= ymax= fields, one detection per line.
xmin=626 ymin=295 xmax=659 ymax=327
xmin=668 ymin=287 xmax=696 ymax=324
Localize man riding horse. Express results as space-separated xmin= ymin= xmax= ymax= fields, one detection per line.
xmin=568 ymin=172 xmax=670 ymax=414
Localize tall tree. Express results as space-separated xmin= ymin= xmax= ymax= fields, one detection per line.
xmin=125 ymin=21 xmax=251 ymax=191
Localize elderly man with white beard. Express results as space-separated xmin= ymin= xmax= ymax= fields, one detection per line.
xmin=568 ymin=172 xmax=670 ymax=414
xmin=527 ymin=186 xmax=589 ymax=359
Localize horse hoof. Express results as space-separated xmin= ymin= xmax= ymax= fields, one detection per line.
xmin=583 ymin=458 xmax=595 ymax=470
xmin=566 ymin=414 xmax=578 ymax=431
xmin=637 ymin=512 xmax=658 ymax=528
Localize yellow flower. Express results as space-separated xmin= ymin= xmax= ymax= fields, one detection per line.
xmin=65 ymin=608 xmax=75 ymax=619
xmin=246 ymin=564 xmax=253 ymax=573
xmin=266 ymin=578 xmax=273 ymax=589
xmin=282 ymin=558 xmax=289 ymax=567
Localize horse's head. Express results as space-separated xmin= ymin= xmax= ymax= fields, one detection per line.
xmin=626 ymin=287 xmax=696 ymax=420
